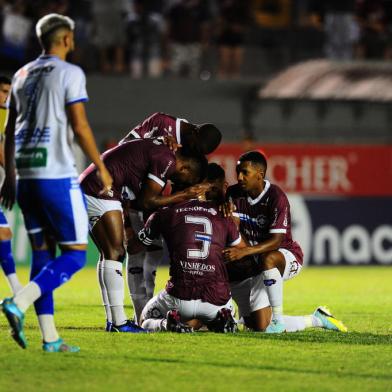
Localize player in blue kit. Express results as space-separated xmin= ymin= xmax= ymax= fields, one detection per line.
xmin=0 ymin=14 xmax=112 ymax=352
xmin=0 ymin=75 xmax=23 ymax=296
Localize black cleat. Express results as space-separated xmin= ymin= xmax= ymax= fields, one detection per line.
xmin=166 ymin=310 xmax=193 ymax=333
xmin=208 ymin=308 xmax=237 ymax=333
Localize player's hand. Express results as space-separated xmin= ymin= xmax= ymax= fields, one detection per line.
xmin=0 ymin=171 xmax=16 ymax=210
xmin=161 ymin=135 xmax=181 ymax=152
xmin=222 ymin=247 xmax=249 ymax=263
xmin=97 ymin=165 xmax=113 ymax=197
xmin=185 ymin=183 xmax=211 ymax=201
xmin=219 ymin=201 xmax=236 ymax=217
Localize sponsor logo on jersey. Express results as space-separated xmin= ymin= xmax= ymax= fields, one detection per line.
xmin=176 ymin=206 xmax=216 ymax=214
xmin=263 ymin=279 xmax=276 ymax=286
xmin=161 ymin=160 xmax=173 ymax=178
xmin=16 ymin=147 xmax=47 ymax=168
xmin=15 ymin=127 xmax=50 ymax=145
xmin=180 ymin=260 xmax=216 ymax=276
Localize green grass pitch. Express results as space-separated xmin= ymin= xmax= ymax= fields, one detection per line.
xmin=0 ymin=266 xmax=391 ymax=392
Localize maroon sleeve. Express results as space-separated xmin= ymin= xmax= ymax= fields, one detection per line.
xmin=226 ymin=217 xmax=241 ymax=246
xmin=269 ymin=190 xmax=290 ymax=234
xmin=147 ymin=146 xmax=176 ymax=187
xmin=138 ymin=211 xmax=162 ymax=245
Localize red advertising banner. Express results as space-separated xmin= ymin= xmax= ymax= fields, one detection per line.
xmin=210 ymin=144 xmax=392 ymax=196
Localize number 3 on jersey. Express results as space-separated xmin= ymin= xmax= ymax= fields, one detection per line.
xmin=185 ymin=215 xmax=212 ymax=259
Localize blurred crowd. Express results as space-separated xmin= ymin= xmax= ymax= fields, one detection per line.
xmin=1 ymin=0 xmax=392 ymax=79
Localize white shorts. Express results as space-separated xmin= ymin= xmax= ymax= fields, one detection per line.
xmin=84 ymin=195 xmax=123 ymax=230
xmin=141 ymin=289 xmax=234 ymax=324
xmin=230 ymin=248 xmax=302 ymax=318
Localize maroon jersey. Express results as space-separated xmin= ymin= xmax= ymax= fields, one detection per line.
xmin=227 ymin=180 xmax=303 ymax=264
xmin=138 ymin=199 xmax=242 ymax=305
xmin=119 ymin=112 xmax=188 ymax=145
xmin=80 ymin=139 xmax=176 ymax=201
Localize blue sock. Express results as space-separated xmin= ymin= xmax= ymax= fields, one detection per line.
xmin=30 ymin=250 xmax=54 ymax=315
xmin=0 ymin=240 xmax=16 ymax=276
xmin=33 ymin=250 xmax=86 ymax=295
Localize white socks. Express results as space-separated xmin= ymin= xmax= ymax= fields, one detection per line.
xmin=14 ymin=281 xmax=41 ymax=313
xmin=102 ymin=259 xmax=127 ymax=326
xmin=281 ymin=315 xmax=324 ymax=332
xmin=6 ymin=273 xmax=23 ymax=295
xmin=142 ymin=318 xmax=166 ymax=332
xmin=262 ymin=268 xmax=283 ymax=323
xmin=38 ymin=314 xmax=59 ymax=343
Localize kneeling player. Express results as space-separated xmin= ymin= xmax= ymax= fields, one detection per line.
xmin=133 ymin=164 xmax=246 ymax=332
xmin=224 ymin=151 xmax=347 ymax=333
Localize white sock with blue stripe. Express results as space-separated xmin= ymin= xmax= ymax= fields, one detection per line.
xmin=262 ymin=268 xmax=283 ymax=323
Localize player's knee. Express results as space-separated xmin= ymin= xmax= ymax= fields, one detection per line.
xmin=106 ymin=245 xmax=126 ymax=262
xmin=261 ymin=252 xmax=280 ymax=270
xmin=0 ymin=227 xmax=12 ymax=241
xmin=29 ymin=231 xmax=49 ymax=250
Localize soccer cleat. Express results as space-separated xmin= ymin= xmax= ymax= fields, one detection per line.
xmin=166 ymin=310 xmax=193 ymax=333
xmin=105 ymin=320 xmax=113 ymax=332
xmin=265 ymin=319 xmax=286 ymax=333
xmin=111 ymin=320 xmax=147 ymax=333
xmin=43 ymin=338 xmax=80 ymax=353
xmin=0 ymin=297 xmax=27 ymax=349
xmin=313 ymin=306 xmax=348 ymax=332
xmin=208 ymin=308 xmax=237 ymax=333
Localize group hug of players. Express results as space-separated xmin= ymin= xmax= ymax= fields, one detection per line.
xmin=79 ymin=112 xmax=347 ymax=335
xmin=0 ymin=109 xmax=348 ymax=342
xmin=0 ymin=14 xmax=348 ymax=353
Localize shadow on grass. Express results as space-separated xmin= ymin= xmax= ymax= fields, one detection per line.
xmin=133 ymin=356 xmax=392 ymax=381
xmin=1 ymin=325 xmax=390 ymax=346
xmin=234 ymin=331 xmax=392 ymax=345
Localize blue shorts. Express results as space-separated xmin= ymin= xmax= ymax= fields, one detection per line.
xmin=0 ymin=207 xmax=9 ymax=228
xmin=17 ymin=177 xmax=88 ymax=245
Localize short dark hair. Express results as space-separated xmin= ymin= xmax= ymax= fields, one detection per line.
xmin=0 ymin=76 xmax=11 ymax=85
xmin=206 ymin=163 xmax=225 ymax=182
xmin=238 ymin=150 xmax=267 ymax=171
xmin=181 ymin=123 xmax=222 ymax=155
xmin=196 ymin=124 xmax=222 ymax=155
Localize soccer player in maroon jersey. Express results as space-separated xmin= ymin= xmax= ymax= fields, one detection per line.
xmin=133 ymin=163 xmax=247 ymax=333
xmin=119 ymin=112 xmax=222 ymax=155
xmin=79 ymin=138 xmax=209 ymax=333
xmin=223 ymin=151 xmax=347 ymax=333
xmin=119 ymin=112 xmax=222 ymax=324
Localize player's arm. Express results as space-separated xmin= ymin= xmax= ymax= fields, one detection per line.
xmin=0 ymin=106 xmax=16 ymax=209
xmin=223 ymin=233 xmax=284 ymax=262
xmin=67 ymin=102 xmax=113 ymax=193
xmin=127 ymin=211 xmax=161 ymax=254
xmin=138 ymin=178 xmax=210 ymax=211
